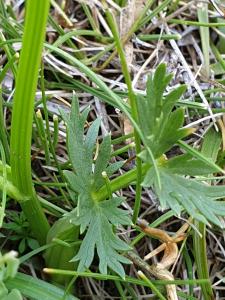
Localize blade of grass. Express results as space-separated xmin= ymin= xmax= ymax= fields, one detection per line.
xmin=210 ymin=41 xmax=225 ymax=73
xmin=169 ymin=18 xmax=225 ymax=27
xmin=0 ymin=52 xmax=18 ymax=84
xmin=197 ymin=2 xmax=210 ymax=77
xmin=43 ymin=268 xmax=210 ymax=287
xmin=5 ymin=272 xmax=78 ymax=300
xmin=104 ymin=5 xmax=142 ymax=224
xmin=137 ymin=33 xmax=181 ymax=41
xmin=0 ymin=140 xmax=7 ymax=227
xmin=48 ymin=14 xmax=84 ymax=60
xmin=193 ymin=128 xmax=221 ymax=299
xmin=35 ymin=109 xmax=51 ymax=164
xmin=183 ymin=245 xmax=194 ymax=296
xmin=0 ymin=31 xmax=17 ymax=77
xmin=0 ymin=88 xmax=10 ymax=163
xmin=92 ymin=0 xmax=155 ymax=70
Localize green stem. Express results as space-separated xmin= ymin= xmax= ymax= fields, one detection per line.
xmin=0 ymin=88 xmax=10 ymax=163
xmin=35 ymin=109 xmax=51 ymax=165
xmin=169 ymin=18 xmax=225 ymax=27
xmin=138 ymin=271 xmax=167 ymax=300
xmin=0 ymin=173 xmax=24 ymax=201
xmin=104 ymin=7 xmax=142 ymax=224
xmin=137 ymin=33 xmax=181 ymax=41
xmin=53 ymin=115 xmax=59 ymax=149
xmin=43 ymin=268 xmax=210 ymax=286
xmin=211 ymin=41 xmax=225 ymax=72
xmin=193 ymin=127 xmax=218 ymax=299
xmin=10 ymin=0 xmax=50 ymax=244
xmin=0 ymin=31 xmax=17 ymax=78
xmin=193 ymin=221 xmax=214 ymax=299
xmin=0 ymin=141 xmax=7 ymax=227
xmin=94 ymin=164 xmax=149 ymax=201
xmin=0 ymin=52 xmax=18 ymax=84
xmin=197 ymin=2 xmax=210 ymax=77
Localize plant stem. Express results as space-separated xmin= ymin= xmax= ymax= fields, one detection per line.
xmin=169 ymin=18 xmax=225 ymax=27
xmin=104 ymin=7 xmax=142 ymax=224
xmin=94 ymin=164 xmax=149 ymax=201
xmin=193 ymin=221 xmax=213 ymax=299
xmin=193 ymin=127 xmax=219 ymax=299
xmin=43 ymin=268 xmax=210 ymax=286
xmin=95 ymin=0 xmax=154 ymax=71
xmin=0 ymin=88 xmax=10 ymax=163
xmin=10 ymin=0 xmax=50 ymax=244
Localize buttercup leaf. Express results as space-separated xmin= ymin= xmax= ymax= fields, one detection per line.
xmin=137 ymin=63 xmax=192 ymax=158
xmin=143 ymin=166 xmax=225 ymax=228
xmin=61 ymin=95 xmax=132 ymax=277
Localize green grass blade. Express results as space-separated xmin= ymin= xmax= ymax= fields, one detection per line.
xmin=193 ymin=128 xmax=221 ymax=299
xmin=5 ymin=273 xmax=78 ymax=300
xmin=197 ymin=2 xmax=210 ymax=77
xmin=104 ymin=7 xmax=142 ymax=224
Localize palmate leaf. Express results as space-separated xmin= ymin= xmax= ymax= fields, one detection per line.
xmin=61 ymin=95 xmax=131 ymax=277
xmin=137 ymin=63 xmax=193 ymax=158
xmin=67 ymin=195 xmax=131 ymax=278
xmin=142 ymin=167 xmax=225 ymax=228
xmin=163 ymin=154 xmax=220 ymax=176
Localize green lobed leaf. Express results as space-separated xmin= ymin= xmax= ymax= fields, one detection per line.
xmin=142 ymin=167 xmax=225 ymax=227
xmin=137 ymin=63 xmax=192 ymax=159
xmin=62 ymin=96 xmax=132 ymax=277
xmin=61 ymin=95 xmax=101 ymax=191
xmin=164 ymin=154 xmax=219 ymax=176
xmin=67 ymin=196 xmax=131 ymax=278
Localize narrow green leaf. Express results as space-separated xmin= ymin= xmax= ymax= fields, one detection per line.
xmin=5 ymin=273 xmax=77 ymax=300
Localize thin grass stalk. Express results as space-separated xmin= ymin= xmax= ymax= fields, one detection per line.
xmin=104 ymin=7 xmax=142 ymax=224
xmin=35 ymin=109 xmax=51 ymax=164
xmin=53 ymin=115 xmax=59 ymax=149
xmin=0 ymin=88 xmax=10 ymax=163
xmin=169 ymin=18 xmax=225 ymax=27
xmin=10 ymin=0 xmax=50 ymax=244
xmin=94 ymin=0 xmax=154 ymax=70
xmin=0 ymin=31 xmax=17 ymax=77
xmin=0 ymin=140 xmax=7 ymax=227
xmin=43 ymin=268 xmax=210 ymax=287
xmin=193 ymin=128 xmax=220 ymax=299
xmin=40 ymin=63 xmax=64 ymax=179
xmin=0 ymin=53 xmax=18 ymax=84
xmin=193 ymin=221 xmax=213 ymax=299
xmin=197 ymin=2 xmax=210 ymax=77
